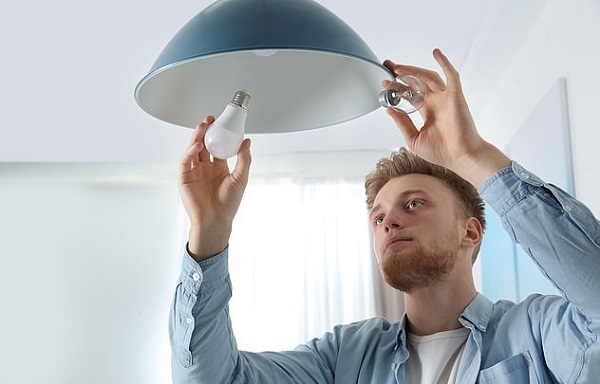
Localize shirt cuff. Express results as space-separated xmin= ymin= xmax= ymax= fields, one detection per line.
xmin=179 ymin=246 xmax=229 ymax=295
xmin=478 ymin=161 xmax=545 ymax=217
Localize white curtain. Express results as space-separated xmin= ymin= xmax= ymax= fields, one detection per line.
xmin=227 ymin=177 xmax=383 ymax=352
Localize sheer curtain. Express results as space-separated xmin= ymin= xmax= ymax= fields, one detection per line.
xmin=227 ymin=176 xmax=383 ymax=352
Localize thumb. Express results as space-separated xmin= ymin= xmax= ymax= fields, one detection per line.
xmin=232 ymin=138 xmax=252 ymax=183
xmin=387 ymin=108 xmax=419 ymax=145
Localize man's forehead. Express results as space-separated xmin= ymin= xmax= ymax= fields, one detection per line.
xmin=381 ymin=173 xmax=445 ymax=190
xmin=375 ymin=174 xmax=451 ymax=202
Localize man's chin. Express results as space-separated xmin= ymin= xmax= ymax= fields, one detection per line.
xmin=382 ymin=273 xmax=428 ymax=293
xmin=379 ymin=262 xmax=425 ymax=293
xmin=379 ymin=255 xmax=454 ymax=293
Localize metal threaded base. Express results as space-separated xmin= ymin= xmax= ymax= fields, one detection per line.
xmin=231 ymin=90 xmax=251 ymax=110
xmin=379 ymin=89 xmax=399 ymax=108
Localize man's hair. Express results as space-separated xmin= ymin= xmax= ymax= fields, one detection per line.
xmin=364 ymin=148 xmax=486 ymax=262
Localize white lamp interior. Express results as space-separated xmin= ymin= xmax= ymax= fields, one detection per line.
xmin=135 ymin=50 xmax=392 ymax=134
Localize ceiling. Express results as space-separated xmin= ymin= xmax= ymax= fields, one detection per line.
xmin=0 ymin=0 xmax=547 ymax=164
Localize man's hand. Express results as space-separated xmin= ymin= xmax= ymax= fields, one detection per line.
xmin=384 ymin=48 xmax=511 ymax=186
xmin=179 ymin=115 xmax=252 ymax=261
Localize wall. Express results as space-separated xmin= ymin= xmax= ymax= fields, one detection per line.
xmin=476 ymin=0 xmax=600 ymax=213
xmin=0 ymin=164 xmax=185 ymax=384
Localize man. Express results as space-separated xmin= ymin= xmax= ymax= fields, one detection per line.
xmin=172 ymin=49 xmax=599 ymax=383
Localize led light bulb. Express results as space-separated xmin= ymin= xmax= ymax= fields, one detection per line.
xmin=205 ymin=90 xmax=251 ymax=159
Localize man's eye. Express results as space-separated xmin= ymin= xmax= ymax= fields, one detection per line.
xmin=407 ymin=199 xmax=423 ymax=210
xmin=374 ymin=216 xmax=384 ymax=225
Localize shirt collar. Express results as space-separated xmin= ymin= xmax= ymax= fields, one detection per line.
xmin=394 ymin=314 xmax=410 ymax=362
xmin=459 ymin=293 xmax=494 ymax=333
xmin=394 ymin=293 xmax=494 ymax=351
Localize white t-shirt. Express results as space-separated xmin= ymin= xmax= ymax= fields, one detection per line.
xmin=405 ymin=327 xmax=469 ymax=384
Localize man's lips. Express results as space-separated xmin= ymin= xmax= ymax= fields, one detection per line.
xmin=385 ymin=236 xmax=413 ymax=250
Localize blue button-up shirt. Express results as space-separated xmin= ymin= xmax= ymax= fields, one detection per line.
xmin=170 ymin=163 xmax=600 ymax=383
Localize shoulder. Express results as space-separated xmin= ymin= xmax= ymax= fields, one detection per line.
xmin=324 ymin=317 xmax=400 ymax=340
xmin=305 ymin=317 xmax=400 ymax=351
xmin=488 ymin=294 xmax=591 ymax=335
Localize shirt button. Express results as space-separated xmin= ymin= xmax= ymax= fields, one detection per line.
xmin=565 ymin=205 xmax=572 ymax=212
xmin=520 ymin=172 xmax=530 ymax=179
xmin=192 ymin=272 xmax=200 ymax=281
xmin=186 ymin=317 xmax=193 ymax=325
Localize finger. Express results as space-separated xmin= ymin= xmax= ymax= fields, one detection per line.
xmin=198 ymin=135 xmax=211 ymax=163
xmin=187 ymin=124 xmax=201 ymax=148
xmin=383 ymin=59 xmax=446 ymax=92
xmin=383 ymin=79 xmax=411 ymax=94
xmin=399 ymin=65 xmax=446 ymax=93
xmin=433 ymin=48 xmax=461 ymax=92
xmin=186 ymin=125 xmax=203 ymax=151
xmin=179 ymin=141 xmax=202 ymax=175
xmin=232 ymin=138 xmax=252 ymax=185
xmin=386 ymin=108 xmax=419 ymax=146
xmin=383 ymin=59 xmax=397 ymax=74
xmin=186 ymin=125 xmax=211 ymax=164
xmin=198 ymin=117 xmax=214 ymax=163
xmin=187 ymin=115 xmax=215 ymax=147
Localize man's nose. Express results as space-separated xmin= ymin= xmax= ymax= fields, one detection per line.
xmin=383 ymin=214 xmax=403 ymax=232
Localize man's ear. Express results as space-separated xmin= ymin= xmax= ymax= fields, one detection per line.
xmin=462 ymin=217 xmax=483 ymax=247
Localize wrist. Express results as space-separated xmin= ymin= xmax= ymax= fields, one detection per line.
xmin=187 ymin=224 xmax=231 ymax=262
xmin=453 ymin=142 xmax=511 ymax=188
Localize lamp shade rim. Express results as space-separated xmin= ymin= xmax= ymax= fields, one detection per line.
xmin=135 ymin=49 xmax=392 ymax=134
xmin=135 ymin=48 xmax=391 ymax=103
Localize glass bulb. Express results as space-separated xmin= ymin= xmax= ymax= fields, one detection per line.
xmin=379 ymin=75 xmax=427 ymax=114
xmin=205 ymin=90 xmax=251 ymax=159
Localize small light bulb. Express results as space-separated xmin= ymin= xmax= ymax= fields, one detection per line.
xmin=378 ymin=75 xmax=427 ymax=114
xmin=205 ymin=90 xmax=251 ymax=159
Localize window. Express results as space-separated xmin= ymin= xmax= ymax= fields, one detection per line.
xmin=228 ymin=177 xmax=378 ymax=351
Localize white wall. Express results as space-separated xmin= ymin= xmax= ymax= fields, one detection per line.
xmin=475 ymin=0 xmax=600 ymax=213
xmin=0 ymin=164 xmax=185 ymax=384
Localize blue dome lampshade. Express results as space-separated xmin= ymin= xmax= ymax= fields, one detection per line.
xmin=135 ymin=0 xmax=393 ymax=134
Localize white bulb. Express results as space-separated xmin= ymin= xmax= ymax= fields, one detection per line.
xmin=205 ymin=91 xmax=251 ymax=159
xmin=204 ymin=115 xmax=244 ymax=159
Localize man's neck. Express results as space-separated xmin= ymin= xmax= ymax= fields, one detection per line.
xmin=403 ymin=271 xmax=477 ymax=336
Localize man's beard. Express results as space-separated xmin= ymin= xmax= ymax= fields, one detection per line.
xmin=379 ymin=234 xmax=459 ymax=293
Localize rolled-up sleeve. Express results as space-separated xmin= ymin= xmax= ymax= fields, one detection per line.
xmin=479 ymin=162 xmax=600 ymax=320
xmin=169 ymin=248 xmax=337 ymax=384
xmin=170 ymin=248 xmax=239 ymax=382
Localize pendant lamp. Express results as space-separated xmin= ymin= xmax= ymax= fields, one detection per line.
xmin=134 ymin=0 xmax=392 ymax=134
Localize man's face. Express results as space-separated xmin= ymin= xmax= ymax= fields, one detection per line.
xmin=369 ymin=174 xmax=466 ymax=292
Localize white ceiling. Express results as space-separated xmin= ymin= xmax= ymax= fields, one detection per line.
xmin=0 ymin=0 xmax=547 ymax=163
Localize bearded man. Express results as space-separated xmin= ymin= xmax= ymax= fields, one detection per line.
xmin=172 ymin=49 xmax=600 ymax=383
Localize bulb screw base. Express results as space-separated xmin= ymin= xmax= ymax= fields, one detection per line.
xmin=231 ymin=90 xmax=251 ymax=110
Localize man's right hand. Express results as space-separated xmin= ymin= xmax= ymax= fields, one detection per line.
xmin=178 ymin=115 xmax=252 ymax=262
xmin=383 ymin=49 xmax=511 ymax=187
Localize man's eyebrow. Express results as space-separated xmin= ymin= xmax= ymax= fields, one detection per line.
xmin=398 ymin=189 xmax=431 ymax=198
xmin=369 ymin=203 xmax=382 ymax=218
